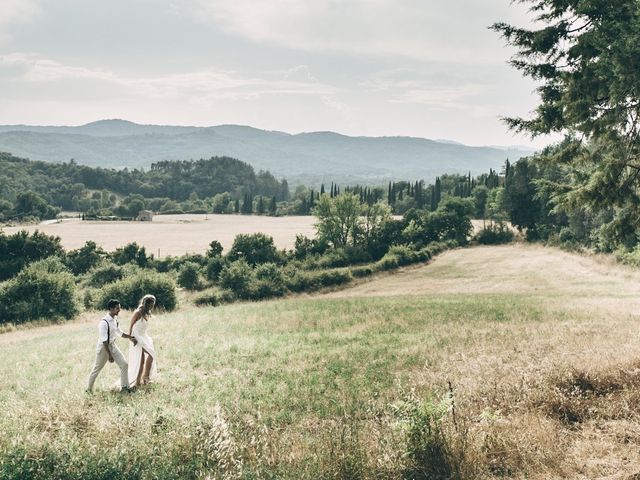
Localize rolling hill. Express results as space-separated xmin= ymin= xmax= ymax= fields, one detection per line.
xmin=0 ymin=119 xmax=534 ymax=185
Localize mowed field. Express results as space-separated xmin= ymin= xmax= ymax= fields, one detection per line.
xmin=2 ymin=214 xmax=318 ymax=256
xmin=2 ymin=244 xmax=640 ymax=478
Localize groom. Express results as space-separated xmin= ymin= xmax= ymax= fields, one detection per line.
xmin=86 ymin=299 xmax=138 ymax=393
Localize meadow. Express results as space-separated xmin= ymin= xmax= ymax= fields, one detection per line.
xmin=2 ymin=244 xmax=640 ymax=479
xmin=2 ymin=214 xmax=318 ymax=256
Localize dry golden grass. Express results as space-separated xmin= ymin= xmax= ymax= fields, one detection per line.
xmin=3 ymin=243 xmax=640 ymax=478
xmin=2 ymin=214 xmax=317 ymax=256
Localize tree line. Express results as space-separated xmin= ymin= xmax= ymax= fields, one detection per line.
xmin=489 ymin=0 xmax=640 ymax=260
xmin=0 ymin=153 xmax=289 ymax=221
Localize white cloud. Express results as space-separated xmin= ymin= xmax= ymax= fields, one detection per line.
xmin=190 ymin=0 xmax=532 ymax=63
xmin=0 ymin=53 xmax=339 ymax=102
xmin=358 ymin=67 xmax=498 ymax=113
xmin=0 ymin=0 xmax=41 ymax=24
xmin=0 ymin=0 xmax=41 ymax=44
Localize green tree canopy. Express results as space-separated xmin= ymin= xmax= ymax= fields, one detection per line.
xmin=492 ymin=1 xmax=640 ymax=246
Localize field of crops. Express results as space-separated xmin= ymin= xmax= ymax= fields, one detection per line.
xmin=2 ymin=214 xmax=318 ymax=256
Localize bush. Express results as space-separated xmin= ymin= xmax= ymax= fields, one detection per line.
xmin=350 ymin=265 xmax=375 ymax=278
xmin=219 ymin=260 xmax=253 ymax=297
xmin=172 ymin=253 xmax=208 ymax=268
xmin=151 ymin=256 xmax=175 ymax=273
xmin=286 ymin=270 xmax=320 ymax=292
xmin=83 ymin=288 xmax=98 ymax=309
xmin=316 ymin=269 xmax=352 ymax=287
xmin=386 ymin=245 xmax=420 ymax=266
xmin=616 ymin=246 xmax=640 ymax=267
xmin=475 ymin=222 xmax=515 ymax=245
xmin=376 ymin=254 xmax=399 ymax=271
xmin=286 ymin=268 xmax=352 ymax=293
xmin=0 ymin=230 xmax=64 ymax=281
xmin=206 ymin=240 xmax=223 ymax=258
xmin=178 ymin=262 xmax=204 ymax=291
xmin=64 ymin=241 xmax=105 ymax=275
xmin=95 ymin=270 xmax=177 ymax=311
xmin=293 ymin=234 xmax=329 ymax=260
xmin=0 ymin=257 xmax=79 ymax=324
xmin=86 ymin=261 xmax=124 ymax=288
xmin=205 ymin=256 xmax=227 ymax=281
xmin=111 ymin=242 xmax=150 ymax=267
xmin=250 ymin=263 xmax=287 ymax=299
xmin=194 ymin=288 xmax=236 ymax=307
xmin=316 ymin=246 xmax=371 ymax=269
xmin=227 ymin=233 xmax=280 ymax=265
xmin=400 ymin=395 xmax=462 ymax=479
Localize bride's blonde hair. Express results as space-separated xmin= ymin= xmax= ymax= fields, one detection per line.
xmin=138 ymin=294 xmax=156 ymax=317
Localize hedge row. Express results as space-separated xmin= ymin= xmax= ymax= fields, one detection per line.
xmin=195 ymin=240 xmax=457 ymax=306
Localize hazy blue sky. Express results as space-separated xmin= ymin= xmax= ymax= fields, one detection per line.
xmin=0 ymin=0 xmax=555 ymax=147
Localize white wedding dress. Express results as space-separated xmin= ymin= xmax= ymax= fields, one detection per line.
xmin=128 ymin=316 xmax=157 ymax=386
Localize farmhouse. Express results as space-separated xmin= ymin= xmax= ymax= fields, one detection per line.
xmin=136 ymin=210 xmax=154 ymax=221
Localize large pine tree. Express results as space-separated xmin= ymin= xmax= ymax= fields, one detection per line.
xmin=492 ymin=1 xmax=640 ymax=229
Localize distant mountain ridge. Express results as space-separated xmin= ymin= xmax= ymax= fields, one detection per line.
xmin=0 ymin=119 xmax=535 ymax=185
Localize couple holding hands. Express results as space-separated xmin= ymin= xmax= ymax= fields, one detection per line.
xmin=86 ymin=294 xmax=157 ymax=393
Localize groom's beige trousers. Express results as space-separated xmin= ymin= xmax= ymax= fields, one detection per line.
xmin=87 ymin=344 xmax=129 ymax=391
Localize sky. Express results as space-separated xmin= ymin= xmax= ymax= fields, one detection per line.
xmin=0 ymin=0 xmax=556 ymax=148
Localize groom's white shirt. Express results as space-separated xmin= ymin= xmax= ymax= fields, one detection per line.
xmin=96 ymin=314 xmax=126 ymax=352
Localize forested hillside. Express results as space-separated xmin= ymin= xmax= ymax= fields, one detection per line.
xmin=0 ymin=153 xmax=288 ymax=219
xmin=0 ymin=120 xmax=534 ymax=185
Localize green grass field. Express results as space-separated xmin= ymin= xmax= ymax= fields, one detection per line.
xmin=3 ymin=244 xmax=640 ymax=479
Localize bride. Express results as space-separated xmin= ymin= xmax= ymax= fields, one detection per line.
xmin=128 ymin=294 xmax=158 ymax=386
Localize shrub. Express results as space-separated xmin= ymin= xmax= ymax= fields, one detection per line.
xmin=111 ymin=242 xmax=150 ymax=267
xmin=227 ymin=233 xmax=280 ymax=265
xmin=0 ymin=257 xmax=79 ymax=324
xmin=64 ymin=241 xmax=105 ymax=275
xmin=420 ymin=240 xmax=455 ymax=259
xmin=178 ymin=262 xmax=204 ymax=291
xmin=475 ymin=222 xmax=515 ymax=245
xmin=385 ymin=245 xmax=420 ymax=266
xmin=250 ymin=263 xmax=287 ymax=299
xmin=616 ymin=245 xmax=640 ymax=267
xmin=286 ymin=271 xmax=320 ymax=293
xmin=206 ymin=240 xmax=223 ymax=258
xmin=316 ymin=246 xmax=371 ymax=269
xmin=248 ymin=280 xmax=288 ymax=300
xmin=83 ymin=288 xmax=98 ymax=309
xmin=315 ymin=269 xmax=352 ymax=287
xmin=286 ymin=268 xmax=352 ymax=293
xmin=350 ymin=265 xmax=375 ymax=278
xmin=254 ymin=262 xmax=284 ymax=283
xmin=400 ymin=395 xmax=462 ymax=479
xmin=0 ymin=230 xmax=64 ymax=281
xmin=172 ymin=253 xmax=208 ymax=268
xmin=219 ymin=260 xmax=253 ymax=297
xmin=151 ymin=256 xmax=175 ymax=273
xmin=205 ymin=256 xmax=227 ymax=282
xmin=194 ymin=288 xmax=236 ymax=307
xmin=86 ymin=261 xmax=124 ymax=288
xmin=376 ymin=254 xmax=399 ymax=271
xmin=293 ymin=234 xmax=329 ymax=260
xmin=95 ymin=270 xmax=177 ymax=311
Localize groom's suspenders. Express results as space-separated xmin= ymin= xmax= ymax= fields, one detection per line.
xmin=103 ymin=319 xmax=109 ymax=344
